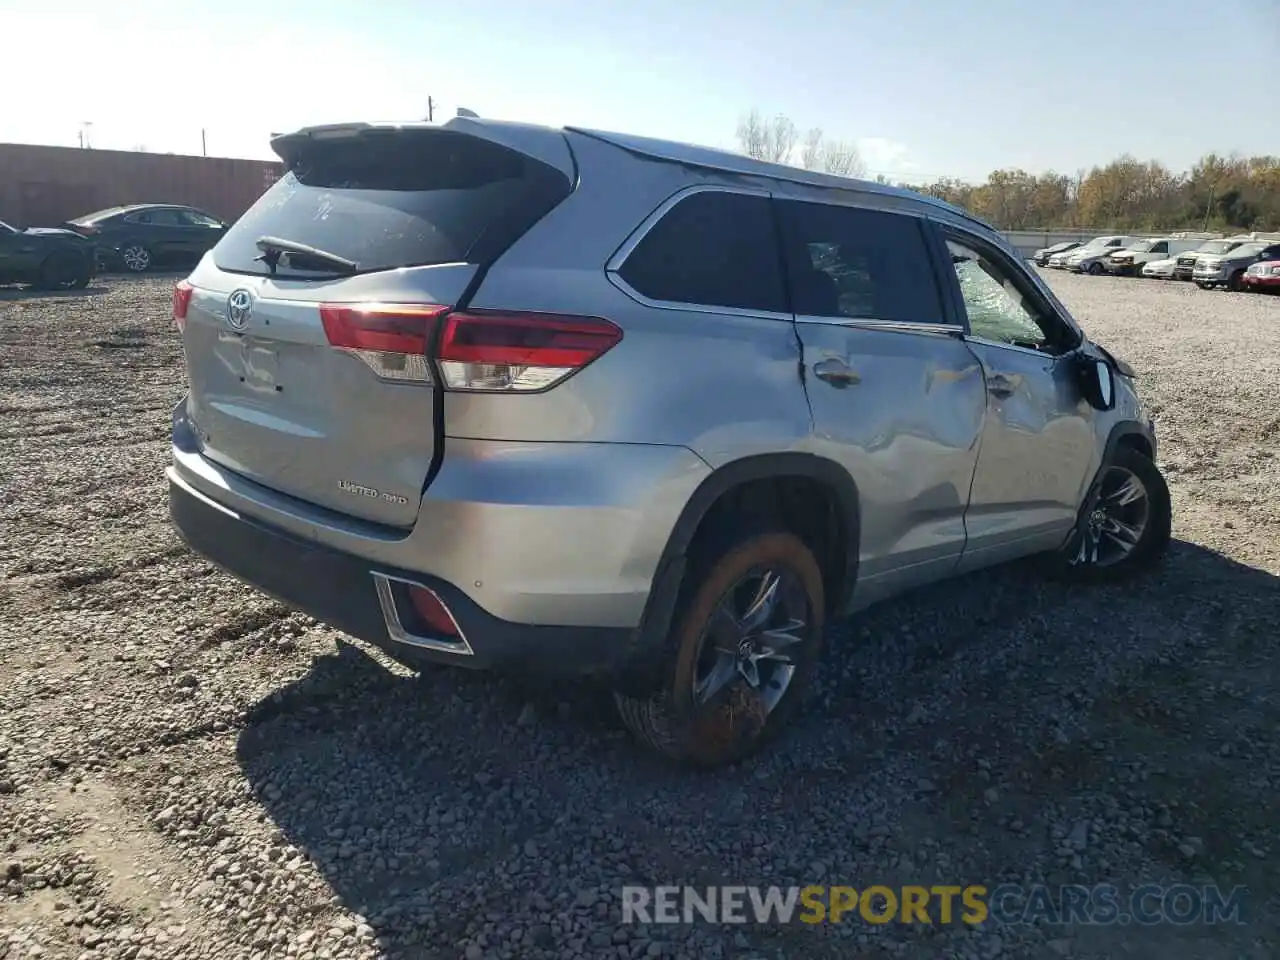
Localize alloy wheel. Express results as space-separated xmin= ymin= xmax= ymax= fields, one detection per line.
xmin=122 ymin=246 xmax=152 ymax=272
xmin=692 ymin=567 xmax=809 ymax=716
xmin=1069 ymin=465 xmax=1151 ymax=568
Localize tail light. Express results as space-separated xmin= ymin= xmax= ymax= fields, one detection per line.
xmin=172 ymin=280 xmax=194 ymax=331
xmin=69 ymin=224 xmax=98 ymax=236
xmin=436 ymin=310 xmax=622 ymax=392
xmin=320 ymin=303 xmax=449 ymax=382
xmin=319 ymin=303 xmax=621 ymax=391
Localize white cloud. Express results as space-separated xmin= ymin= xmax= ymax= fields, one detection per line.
xmin=855 ymin=137 xmax=919 ymax=180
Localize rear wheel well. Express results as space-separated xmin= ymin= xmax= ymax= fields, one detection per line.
xmin=683 ymin=476 xmax=851 ymax=617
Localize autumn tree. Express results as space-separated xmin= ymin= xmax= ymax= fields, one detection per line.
xmin=733 ymin=111 xmax=1278 ymax=231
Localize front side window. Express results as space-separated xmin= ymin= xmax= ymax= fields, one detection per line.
xmin=145 ymin=209 xmax=183 ymax=226
xmin=180 ymin=210 xmax=222 ymax=227
xmin=617 ymin=191 xmax=787 ymax=313
xmin=947 ymin=237 xmax=1069 ymax=353
xmin=774 ymin=200 xmax=945 ymax=323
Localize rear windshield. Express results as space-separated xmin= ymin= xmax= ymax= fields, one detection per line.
xmin=213 ymin=129 xmax=572 ymax=278
xmin=72 ymin=207 xmax=128 ymax=225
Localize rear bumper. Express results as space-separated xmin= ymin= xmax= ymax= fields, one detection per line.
xmin=169 ymin=469 xmax=634 ymax=675
xmin=166 ymin=397 xmax=709 ymax=675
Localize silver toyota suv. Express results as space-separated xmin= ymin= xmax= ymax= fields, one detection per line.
xmin=167 ymin=115 xmax=1169 ymax=767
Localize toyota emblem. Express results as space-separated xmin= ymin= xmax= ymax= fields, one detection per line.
xmin=226 ymin=289 xmax=254 ymax=331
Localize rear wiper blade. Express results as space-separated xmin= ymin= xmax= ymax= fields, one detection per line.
xmin=254 ymin=235 xmax=358 ymax=275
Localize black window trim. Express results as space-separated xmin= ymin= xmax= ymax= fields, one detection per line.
xmin=931 ymin=221 xmax=1084 ymax=360
xmin=606 ymin=183 xmax=794 ymax=322
xmin=609 ymin=184 xmax=970 ymax=337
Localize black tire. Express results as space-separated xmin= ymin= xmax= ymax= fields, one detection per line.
xmin=1087 ymin=262 xmax=1104 ymax=276
xmin=1195 ymin=281 xmax=1213 ymax=290
xmin=1226 ymin=271 xmax=1245 ymax=293
xmin=120 ymin=244 xmax=153 ymax=273
xmin=614 ymin=531 xmax=825 ymax=767
xmin=1048 ymin=446 xmax=1171 ymax=585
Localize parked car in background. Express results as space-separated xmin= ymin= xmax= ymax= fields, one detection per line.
xmin=165 ymin=115 xmax=1169 ymax=765
xmin=1032 ymin=240 xmax=1082 ymax=266
xmin=1193 ymin=241 xmax=1280 ymax=290
xmin=1141 ymin=255 xmax=1180 ymax=279
xmin=1105 ymin=238 xmax=1166 ymax=276
xmin=1106 ymin=235 xmax=1219 ymax=277
xmin=0 ymin=217 xmax=96 ymax=289
xmin=63 ymin=204 xmax=228 ymax=273
xmin=1174 ymin=237 xmax=1253 ymax=280
xmin=1241 ymin=259 xmax=1280 ymax=293
xmin=1066 ymin=236 xmax=1135 ymax=274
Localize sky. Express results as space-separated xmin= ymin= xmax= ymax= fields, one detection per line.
xmin=3 ymin=0 xmax=1277 ymax=184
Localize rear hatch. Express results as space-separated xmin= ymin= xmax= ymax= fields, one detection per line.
xmin=178 ymin=124 xmax=574 ymax=527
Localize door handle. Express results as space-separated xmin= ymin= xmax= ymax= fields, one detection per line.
xmin=987 ymin=374 xmax=1015 ymax=398
xmin=813 ymin=357 xmax=860 ymax=387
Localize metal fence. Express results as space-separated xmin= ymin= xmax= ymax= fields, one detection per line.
xmin=0 ymin=143 xmax=282 ymax=228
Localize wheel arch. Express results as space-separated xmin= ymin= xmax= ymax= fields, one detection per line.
xmin=1066 ymin=418 xmax=1157 ymax=547
xmin=616 ymin=453 xmax=861 ymax=697
xmin=1104 ymin=419 xmax=1156 ymax=465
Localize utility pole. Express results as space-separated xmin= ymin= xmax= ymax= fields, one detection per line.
xmin=202 ymin=129 xmax=207 ymax=157
xmin=1202 ymin=182 xmax=1216 ymax=233
xmin=427 ymin=97 xmax=434 ymax=122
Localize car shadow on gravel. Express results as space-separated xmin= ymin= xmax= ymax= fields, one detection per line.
xmin=233 ymin=538 xmax=1279 ymax=957
xmin=0 ymin=284 xmax=111 ymax=300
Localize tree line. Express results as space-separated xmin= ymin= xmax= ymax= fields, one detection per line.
xmin=735 ymin=110 xmax=1279 ymax=233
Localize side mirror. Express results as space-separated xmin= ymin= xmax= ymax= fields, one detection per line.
xmin=1077 ymin=354 xmax=1116 ymax=411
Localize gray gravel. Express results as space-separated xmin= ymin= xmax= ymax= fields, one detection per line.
xmin=2 ymin=272 xmax=1278 ymax=959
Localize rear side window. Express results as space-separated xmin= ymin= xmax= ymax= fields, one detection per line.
xmin=616 ymin=191 xmax=787 ymax=313
xmin=775 ymin=200 xmax=945 ymax=322
xmin=213 ymin=130 xmax=572 ymax=278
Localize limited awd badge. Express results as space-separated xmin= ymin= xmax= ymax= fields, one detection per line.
xmin=338 ymin=479 xmax=408 ymax=505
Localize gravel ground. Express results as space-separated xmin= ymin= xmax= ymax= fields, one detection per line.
xmin=1 ymin=271 xmax=1277 ymax=960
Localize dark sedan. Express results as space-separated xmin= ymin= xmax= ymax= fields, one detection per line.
xmin=63 ymin=204 xmax=228 ymax=273
xmin=1032 ymin=240 xmax=1082 ymax=267
xmin=0 ymin=218 xmax=96 ymax=289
